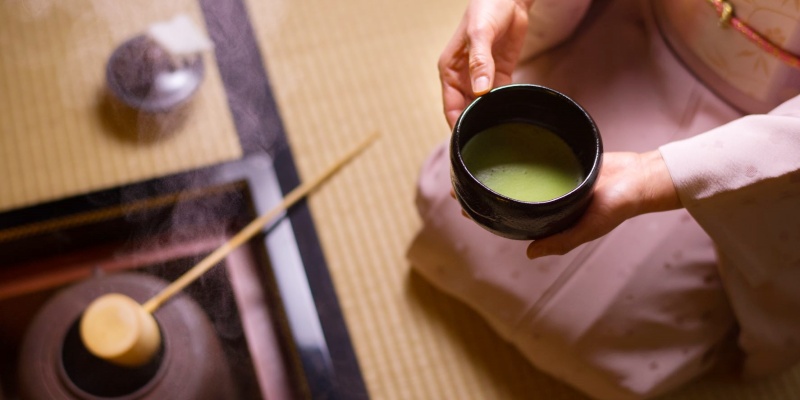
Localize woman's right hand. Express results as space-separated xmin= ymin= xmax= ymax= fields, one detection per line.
xmin=438 ymin=0 xmax=533 ymax=129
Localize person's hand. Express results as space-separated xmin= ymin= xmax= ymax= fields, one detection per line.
xmin=525 ymin=151 xmax=682 ymax=259
xmin=438 ymin=0 xmax=533 ymax=129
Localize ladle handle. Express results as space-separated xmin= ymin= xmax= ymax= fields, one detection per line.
xmin=142 ymin=132 xmax=379 ymax=314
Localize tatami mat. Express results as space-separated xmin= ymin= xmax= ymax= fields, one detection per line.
xmin=4 ymin=0 xmax=800 ymax=398
xmin=0 ymin=0 xmax=241 ymax=212
xmin=246 ymin=0 xmax=800 ymax=399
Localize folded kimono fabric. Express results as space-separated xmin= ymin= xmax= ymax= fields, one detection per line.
xmin=407 ymin=0 xmax=800 ymax=399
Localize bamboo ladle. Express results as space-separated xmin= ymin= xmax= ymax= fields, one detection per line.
xmin=80 ymin=133 xmax=378 ymax=367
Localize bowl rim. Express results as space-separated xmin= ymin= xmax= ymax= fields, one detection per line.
xmin=452 ymin=83 xmax=603 ymax=206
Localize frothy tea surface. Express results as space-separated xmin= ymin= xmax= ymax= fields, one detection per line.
xmin=461 ymin=122 xmax=583 ymax=202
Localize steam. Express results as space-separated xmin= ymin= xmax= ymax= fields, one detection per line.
xmin=110 ymin=4 xmax=285 ymax=396
xmin=9 ymin=1 xmax=288 ymax=395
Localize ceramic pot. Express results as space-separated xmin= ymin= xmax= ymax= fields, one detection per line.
xmin=17 ymin=273 xmax=234 ymax=400
xmin=104 ymin=34 xmax=205 ymax=140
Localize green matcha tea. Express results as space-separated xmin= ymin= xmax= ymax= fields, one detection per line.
xmin=461 ymin=122 xmax=583 ymax=202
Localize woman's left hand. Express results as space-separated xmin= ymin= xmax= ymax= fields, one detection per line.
xmin=526 ymin=150 xmax=682 ymax=259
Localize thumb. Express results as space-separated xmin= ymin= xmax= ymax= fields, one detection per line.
xmin=468 ymin=39 xmax=494 ymax=96
xmin=526 ymin=230 xmax=578 ymax=259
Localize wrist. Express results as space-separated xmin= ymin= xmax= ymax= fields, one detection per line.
xmin=637 ymin=150 xmax=682 ymax=215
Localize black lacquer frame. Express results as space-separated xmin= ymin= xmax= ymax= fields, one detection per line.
xmin=0 ymin=0 xmax=368 ymax=398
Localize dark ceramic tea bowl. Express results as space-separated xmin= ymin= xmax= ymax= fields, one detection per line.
xmin=450 ymin=84 xmax=603 ymax=240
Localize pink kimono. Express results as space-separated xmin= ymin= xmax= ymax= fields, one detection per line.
xmin=407 ymin=0 xmax=800 ymax=399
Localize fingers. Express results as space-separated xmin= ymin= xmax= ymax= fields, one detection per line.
xmin=439 ymin=25 xmax=494 ymax=129
xmin=466 ymin=26 xmax=495 ymax=96
xmin=493 ymin=69 xmax=514 ymax=90
xmin=526 ymin=242 xmax=541 ymax=259
xmin=439 ymin=0 xmax=532 ymax=127
xmin=443 ymin=84 xmax=468 ymax=129
xmin=439 ymin=23 xmax=474 ymax=130
xmin=524 ymin=155 xmax=635 ymax=259
xmin=525 ymin=217 xmax=597 ymax=259
xmin=526 ymin=229 xmax=587 ymax=259
xmin=449 ymin=187 xmax=474 ymax=220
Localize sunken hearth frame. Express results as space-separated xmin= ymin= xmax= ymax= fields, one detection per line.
xmin=0 ymin=0 xmax=368 ymax=398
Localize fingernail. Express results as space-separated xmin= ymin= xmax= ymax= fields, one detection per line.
xmin=473 ymin=76 xmax=490 ymax=95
